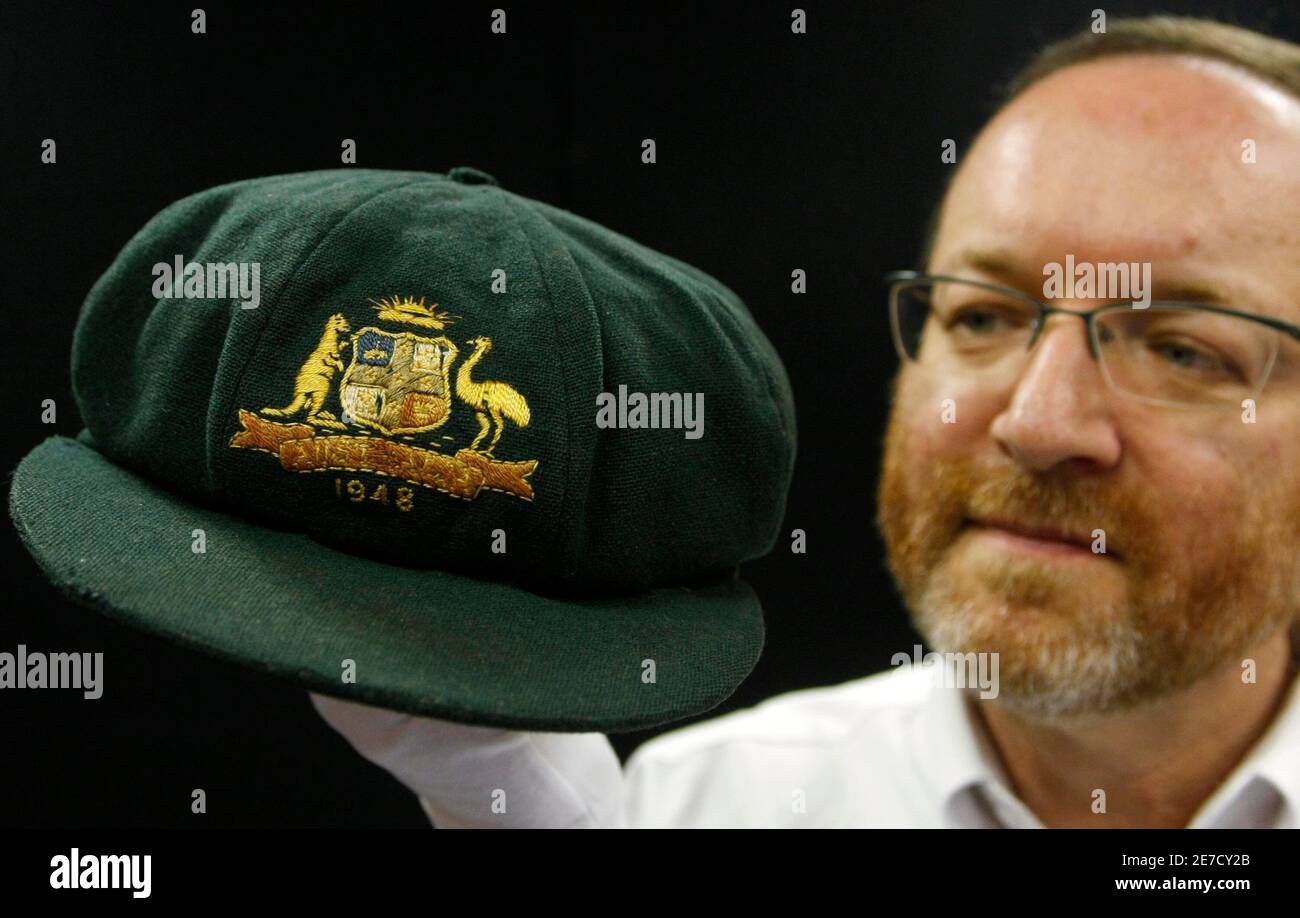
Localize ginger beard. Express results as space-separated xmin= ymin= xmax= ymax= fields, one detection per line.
xmin=876 ymin=396 xmax=1300 ymax=720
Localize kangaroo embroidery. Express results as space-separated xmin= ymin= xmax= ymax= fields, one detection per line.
xmin=261 ymin=313 xmax=351 ymax=429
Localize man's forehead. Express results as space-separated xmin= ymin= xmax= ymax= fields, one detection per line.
xmin=1010 ymin=53 xmax=1300 ymax=138
xmin=933 ymin=53 xmax=1300 ymax=311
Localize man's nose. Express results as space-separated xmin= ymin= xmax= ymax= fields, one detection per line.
xmin=988 ymin=314 xmax=1122 ymax=472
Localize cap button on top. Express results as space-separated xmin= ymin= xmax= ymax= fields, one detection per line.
xmin=448 ymin=166 xmax=499 ymax=187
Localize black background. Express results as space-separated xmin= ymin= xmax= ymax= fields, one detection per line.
xmin=2 ymin=0 xmax=1295 ymax=827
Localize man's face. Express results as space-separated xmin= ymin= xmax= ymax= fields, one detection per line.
xmin=878 ymin=54 xmax=1300 ymax=719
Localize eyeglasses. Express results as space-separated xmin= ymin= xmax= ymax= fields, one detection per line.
xmin=886 ymin=271 xmax=1300 ymax=410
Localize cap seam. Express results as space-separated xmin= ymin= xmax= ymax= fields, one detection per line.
xmin=695 ymin=281 xmax=798 ymax=550
xmin=498 ymin=190 xmax=583 ymax=569
xmin=206 ymin=175 xmax=433 ymax=494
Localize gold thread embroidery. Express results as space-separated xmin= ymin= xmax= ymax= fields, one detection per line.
xmin=232 ymin=300 xmax=538 ymax=503
xmin=339 ymin=326 xmax=458 ymax=435
xmin=260 ymin=313 xmax=351 ymax=429
xmin=335 ymin=478 xmax=415 ymax=511
xmin=456 ymin=336 xmax=531 ymax=454
xmin=231 ymin=410 xmax=537 ymax=502
xmin=368 ymin=295 xmax=457 ymax=330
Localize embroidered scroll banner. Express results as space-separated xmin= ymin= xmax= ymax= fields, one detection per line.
xmin=230 ymin=410 xmax=537 ymax=501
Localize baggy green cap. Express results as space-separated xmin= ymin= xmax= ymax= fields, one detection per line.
xmin=9 ymin=168 xmax=796 ymax=731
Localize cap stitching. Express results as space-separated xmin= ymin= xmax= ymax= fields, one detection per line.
xmin=208 ymin=175 xmax=431 ymax=493
xmin=497 ymin=190 xmax=579 ymax=566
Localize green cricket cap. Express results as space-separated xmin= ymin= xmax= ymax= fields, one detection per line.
xmin=9 ymin=168 xmax=796 ymax=732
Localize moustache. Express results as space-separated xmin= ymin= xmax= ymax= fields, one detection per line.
xmin=879 ymin=454 xmax=1164 ymax=569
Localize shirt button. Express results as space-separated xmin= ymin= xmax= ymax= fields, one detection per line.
xmin=448 ymin=166 xmax=499 ymax=187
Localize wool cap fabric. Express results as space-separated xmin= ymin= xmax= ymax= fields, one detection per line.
xmin=10 ymin=168 xmax=796 ymax=731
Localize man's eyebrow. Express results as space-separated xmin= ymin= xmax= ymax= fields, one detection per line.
xmin=956 ymin=247 xmax=1022 ymax=276
xmin=1157 ymin=281 xmax=1229 ymax=303
xmin=957 ymin=248 xmax=1232 ymax=304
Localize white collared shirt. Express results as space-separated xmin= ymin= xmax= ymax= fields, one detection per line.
xmin=619 ymin=655 xmax=1300 ymax=828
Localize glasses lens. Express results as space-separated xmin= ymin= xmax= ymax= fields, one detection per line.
xmin=1095 ymin=305 xmax=1280 ymax=406
xmin=890 ymin=282 xmax=930 ymax=360
xmin=891 ymin=279 xmax=1038 ymax=363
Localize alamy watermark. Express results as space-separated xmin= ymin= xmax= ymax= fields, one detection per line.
xmin=50 ymin=849 xmax=150 ymax=898
xmin=596 ymin=385 xmax=704 ymax=439
xmin=152 ymin=255 xmax=261 ymax=309
xmin=1043 ymin=255 xmax=1151 ymax=308
xmin=892 ymin=644 xmax=999 ymax=699
xmin=0 ymin=645 xmax=102 ymax=699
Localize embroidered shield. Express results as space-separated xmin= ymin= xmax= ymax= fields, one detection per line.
xmin=339 ymin=327 xmax=459 ymax=434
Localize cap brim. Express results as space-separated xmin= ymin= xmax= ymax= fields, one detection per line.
xmin=10 ymin=436 xmax=764 ymax=732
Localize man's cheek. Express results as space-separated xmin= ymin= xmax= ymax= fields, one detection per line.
xmin=896 ymin=376 xmax=1001 ymax=458
xmin=1143 ymin=433 xmax=1260 ymax=537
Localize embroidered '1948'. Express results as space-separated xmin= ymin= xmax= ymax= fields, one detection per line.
xmin=335 ymin=478 xmax=414 ymax=512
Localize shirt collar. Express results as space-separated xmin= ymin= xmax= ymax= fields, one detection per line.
xmin=905 ymin=659 xmax=1037 ymax=828
xmin=905 ymin=628 xmax=1300 ymax=829
xmin=1189 ymin=625 xmax=1300 ymax=828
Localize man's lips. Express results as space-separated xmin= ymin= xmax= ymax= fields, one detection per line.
xmin=964 ymin=516 xmax=1121 ymax=561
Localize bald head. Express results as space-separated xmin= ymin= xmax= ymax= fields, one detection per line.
xmin=930 ymin=54 xmax=1300 ymax=321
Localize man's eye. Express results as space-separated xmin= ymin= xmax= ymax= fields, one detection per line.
xmin=1150 ymin=339 xmax=1229 ymax=375
xmin=946 ymin=308 xmax=1019 ymax=334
